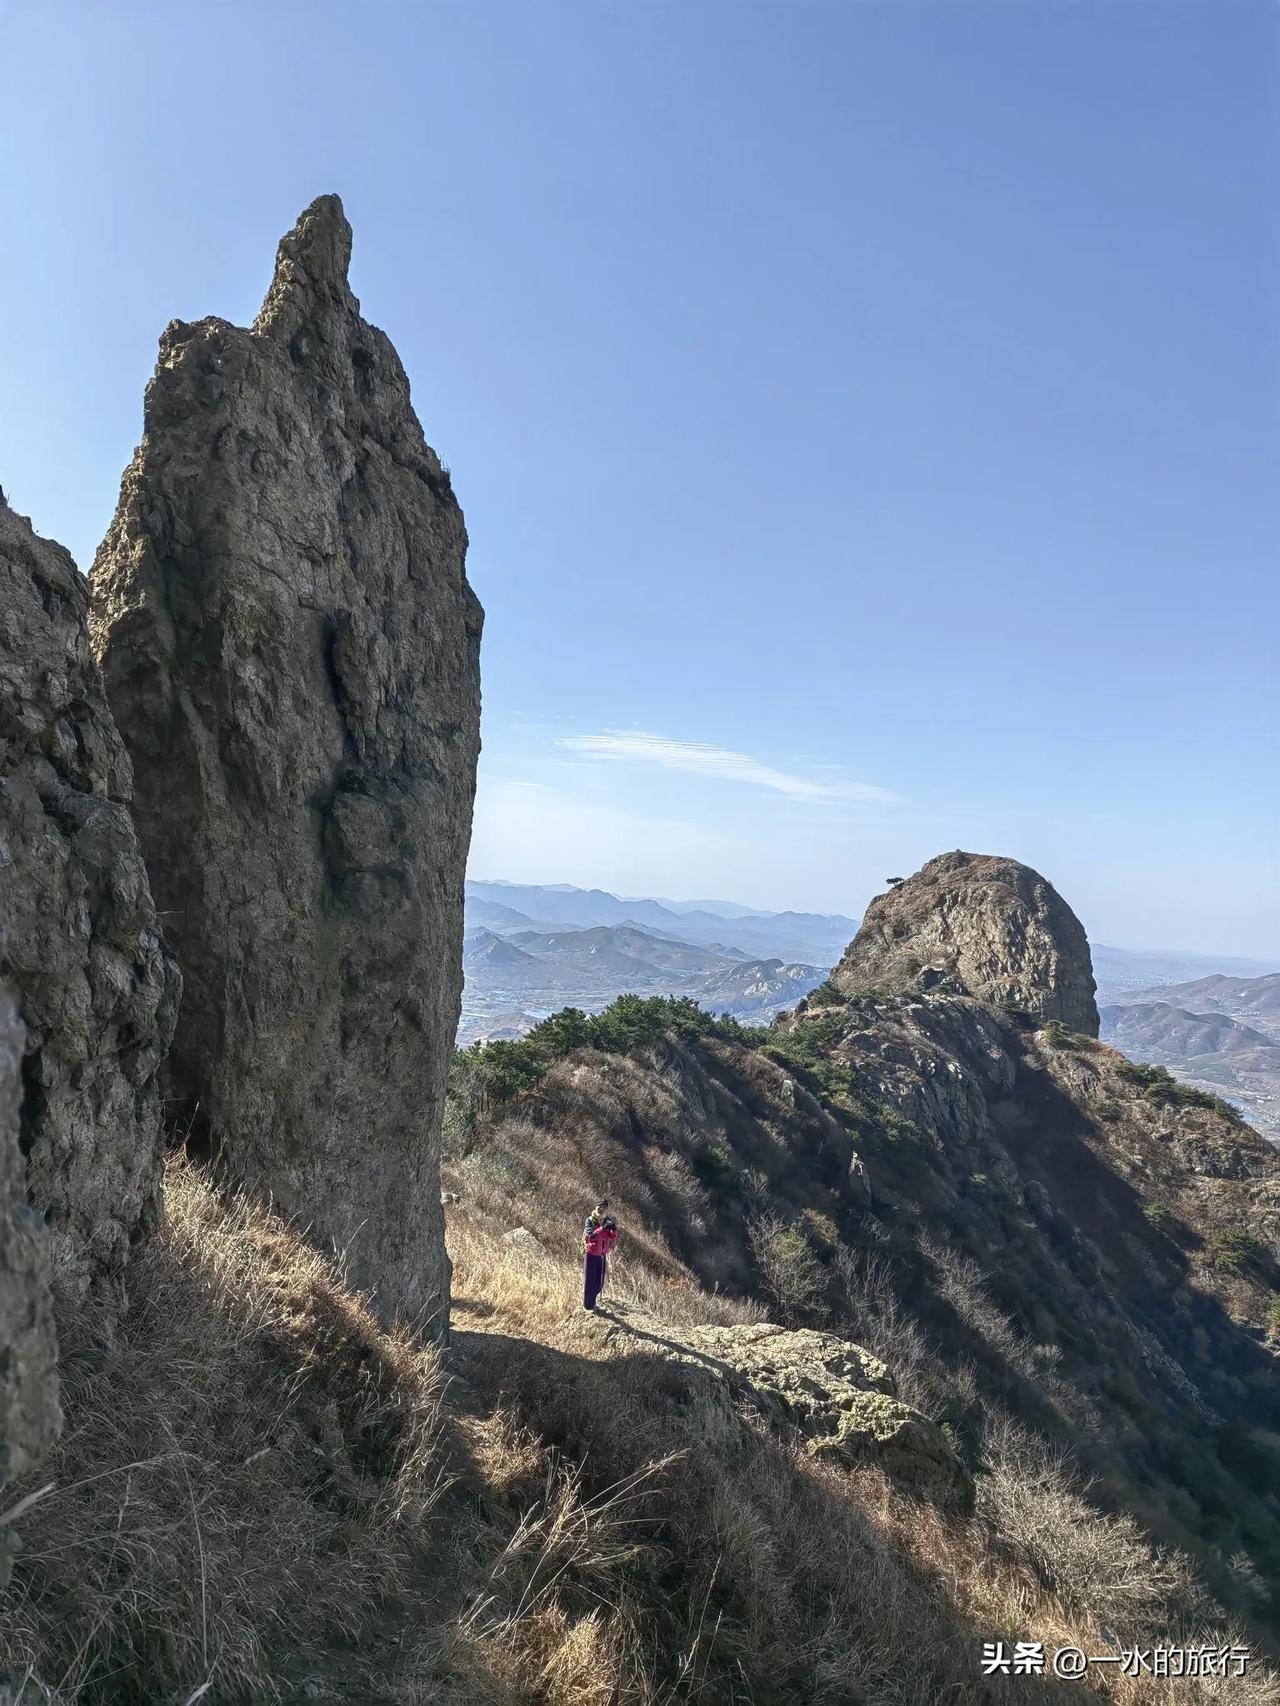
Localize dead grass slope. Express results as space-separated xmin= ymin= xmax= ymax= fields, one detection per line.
xmin=5 ymin=1007 xmax=1280 ymax=1705
xmin=442 ymin=1006 xmax=1280 ymax=1686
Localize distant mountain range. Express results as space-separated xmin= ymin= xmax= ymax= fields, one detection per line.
xmin=458 ymin=881 xmax=848 ymax=1044
xmin=1100 ymin=1001 xmax=1280 ymax=1067
xmin=1119 ymin=971 xmax=1280 ymax=1018
xmin=465 ymin=880 xmax=859 ymax=965
xmin=1091 ymin=945 xmax=1279 ymax=1004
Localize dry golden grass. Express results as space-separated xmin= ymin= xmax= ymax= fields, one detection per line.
xmin=5 ymin=1131 xmax=1277 ymax=1704
xmin=0 ymin=1157 xmax=450 ymax=1704
xmin=443 ymin=1168 xmax=1280 ymax=1706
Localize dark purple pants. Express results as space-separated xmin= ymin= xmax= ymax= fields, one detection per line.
xmin=583 ymin=1252 xmax=605 ymax=1310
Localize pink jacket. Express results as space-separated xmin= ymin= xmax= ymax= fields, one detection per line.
xmin=585 ymin=1223 xmax=618 ymax=1259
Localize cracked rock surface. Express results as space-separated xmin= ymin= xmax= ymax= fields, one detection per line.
xmin=90 ymin=196 xmax=483 ymax=1327
xmin=0 ymin=987 xmax=59 ymax=1590
xmin=833 ymin=850 xmax=1099 ymax=1036
xmin=0 ymin=498 xmax=178 ymax=1299
xmin=580 ymin=1304 xmax=974 ymax=1513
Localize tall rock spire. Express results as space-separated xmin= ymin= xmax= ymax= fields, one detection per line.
xmin=253 ymin=192 xmax=356 ymax=344
xmin=90 ymin=196 xmax=483 ymax=1328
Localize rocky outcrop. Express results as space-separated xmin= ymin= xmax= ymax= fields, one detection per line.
xmin=585 ymin=1305 xmax=973 ymax=1513
xmin=832 ymin=851 xmax=1099 ymax=1035
xmin=0 ymin=499 xmax=179 ymax=1297
xmin=90 ymin=196 xmax=483 ymax=1327
xmin=825 ymin=989 xmax=1018 ymax=1153
xmin=0 ymin=990 xmax=59 ymax=1588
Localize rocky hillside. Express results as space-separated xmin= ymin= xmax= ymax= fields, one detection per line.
xmin=444 ymin=856 xmax=1280 ymax=1677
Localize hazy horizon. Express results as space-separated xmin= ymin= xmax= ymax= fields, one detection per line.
xmin=465 ymin=871 xmax=1280 ymax=971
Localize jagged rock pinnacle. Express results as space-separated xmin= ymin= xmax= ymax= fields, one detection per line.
xmin=90 ymin=200 xmax=482 ymax=1328
xmin=254 ymin=193 xmax=356 ymax=342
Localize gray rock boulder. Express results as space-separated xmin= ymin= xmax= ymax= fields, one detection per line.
xmin=832 ymin=851 xmax=1098 ymax=1035
xmin=0 ymin=989 xmax=59 ymax=1588
xmin=0 ymin=498 xmax=179 ymax=1296
xmin=90 ymin=196 xmax=483 ymax=1328
xmin=583 ymin=1305 xmax=973 ymax=1513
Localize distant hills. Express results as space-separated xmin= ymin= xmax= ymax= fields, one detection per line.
xmin=1119 ymin=971 xmax=1280 ymax=1018
xmin=1099 ymin=971 xmax=1280 ymax=1143
xmin=458 ymin=880 xmax=850 ymax=1044
xmin=1091 ymin=944 xmax=1279 ymax=1004
xmin=465 ymin=880 xmax=859 ymax=965
xmin=1100 ymin=1001 xmax=1280 ymax=1068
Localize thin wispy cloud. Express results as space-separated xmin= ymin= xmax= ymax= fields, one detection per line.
xmin=556 ymin=729 xmax=898 ymax=805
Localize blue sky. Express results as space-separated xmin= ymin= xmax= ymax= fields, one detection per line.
xmin=2 ymin=0 xmax=1276 ymax=957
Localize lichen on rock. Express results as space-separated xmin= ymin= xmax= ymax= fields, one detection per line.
xmin=582 ymin=1305 xmax=973 ymax=1513
xmin=89 ymin=195 xmax=483 ymax=1328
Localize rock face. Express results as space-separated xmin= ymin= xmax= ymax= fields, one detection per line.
xmin=0 ymin=990 xmax=59 ymax=1587
xmin=90 ymin=196 xmax=483 ymax=1327
xmin=832 ymin=851 xmax=1099 ymax=1035
xmin=829 ymin=990 xmax=1018 ymax=1154
xmin=0 ymin=499 xmax=179 ymax=1296
xmin=586 ymin=1305 xmax=973 ymax=1513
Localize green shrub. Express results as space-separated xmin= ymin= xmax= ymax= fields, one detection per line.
xmin=1114 ymin=1060 xmax=1237 ymax=1118
xmin=447 ymin=995 xmax=762 ymax=1118
xmin=692 ymin=1142 xmax=734 ymax=1190
xmin=1143 ymin=1202 xmax=1175 ymax=1233
xmin=1267 ymin=1299 xmax=1280 ymax=1343
xmin=804 ymin=978 xmax=845 ymax=1008
xmin=748 ymin=1213 xmax=828 ymax=1321
xmin=798 ymin=1207 xmax=841 ymax=1252
xmin=1206 ymin=1227 xmax=1264 ymax=1274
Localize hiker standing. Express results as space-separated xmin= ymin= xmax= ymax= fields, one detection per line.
xmin=582 ymin=1200 xmax=618 ymax=1311
xmin=584 ymin=1199 xmax=616 ymax=1293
